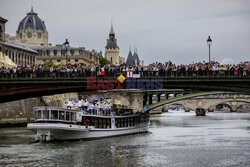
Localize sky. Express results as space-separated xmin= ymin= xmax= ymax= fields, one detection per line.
xmin=0 ymin=0 xmax=250 ymax=65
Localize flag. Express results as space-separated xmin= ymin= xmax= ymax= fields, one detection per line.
xmin=100 ymin=71 xmax=105 ymax=76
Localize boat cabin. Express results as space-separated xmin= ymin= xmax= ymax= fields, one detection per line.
xmin=35 ymin=107 xmax=76 ymax=123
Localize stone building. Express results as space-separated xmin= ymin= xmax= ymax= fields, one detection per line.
xmin=3 ymin=7 xmax=99 ymax=66
xmin=105 ymin=25 xmax=125 ymax=65
xmin=34 ymin=44 xmax=99 ymax=66
xmin=126 ymin=47 xmax=144 ymax=67
xmin=0 ymin=16 xmax=37 ymax=67
xmin=5 ymin=7 xmax=48 ymax=48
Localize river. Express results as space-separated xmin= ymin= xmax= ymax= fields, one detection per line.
xmin=0 ymin=112 xmax=250 ymax=167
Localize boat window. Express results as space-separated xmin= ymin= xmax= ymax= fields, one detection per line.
xmin=43 ymin=110 xmax=49 ymax=119
xmin=36 ymin=110 xmax=42 ymax=119
xmin=71 ymin=112 xmax=75 ymax=121
xmin=51 ymin=110 xmax=58 ymax=120
xmin=107 ymin=118 xmax=111 ymax=128
xmin=103 ymin=118 xmax=106 ymax=128
xmin=94 ymin=118 xmax=98 ymax=127
xmin=66 ymin=112 xmax=70 ymax=121
xmin=59 ymin=111 xmax=65 ymax=120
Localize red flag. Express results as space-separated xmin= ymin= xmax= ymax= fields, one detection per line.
xmin=100 ymin=71 xmax=105 ymax=76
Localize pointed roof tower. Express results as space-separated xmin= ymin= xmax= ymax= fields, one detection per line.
xmin=109 ymin=25 xmax=115 ymax=35
xmin=126 ymin=46 xmax=134 ymax=65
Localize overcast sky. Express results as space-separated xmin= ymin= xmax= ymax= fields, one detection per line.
xmin=1 ymin=0 xmax=250 ymax=65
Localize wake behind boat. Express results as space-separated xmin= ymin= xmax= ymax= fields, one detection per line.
xmin=27 ymin=99 xmax=150 ymax=142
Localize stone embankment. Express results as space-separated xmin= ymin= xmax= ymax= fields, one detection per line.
xmin=0 ymin=93 xmax=78 ymax=127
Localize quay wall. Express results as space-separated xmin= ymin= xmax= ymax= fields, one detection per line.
xmin=0 ymin=93 xmax=78 ymax=127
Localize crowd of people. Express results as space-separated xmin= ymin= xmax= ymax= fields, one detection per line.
xmin=0 ymin=61 xmax=250 ymax=78
xmin=64 ymin=97 xmax=114 ymax=116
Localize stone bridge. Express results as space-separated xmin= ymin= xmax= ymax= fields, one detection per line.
xmin=147 ymin=91 xmax=250 ymax=115
xmin=163 ymin=97 xmax=250 ymax=112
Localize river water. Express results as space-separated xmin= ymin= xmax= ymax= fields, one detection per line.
xmin=0 ymin=112 xmax=250 ymax=167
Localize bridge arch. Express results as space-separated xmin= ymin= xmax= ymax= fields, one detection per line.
xmin=146 ymin=91 xmax=232 ymax=111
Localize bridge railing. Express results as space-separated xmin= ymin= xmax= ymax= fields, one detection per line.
xmin=0 ymin=70 xmax=250 ymax=79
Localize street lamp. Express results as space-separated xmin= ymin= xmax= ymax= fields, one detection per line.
xmin=207 ymin=36 xmax=212 ymax=66
xmin=64 ymin=39 xmax=70 ymax=66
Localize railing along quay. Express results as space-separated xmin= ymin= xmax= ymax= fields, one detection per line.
xmin=0 ymin=70 xmax=250 ymax=80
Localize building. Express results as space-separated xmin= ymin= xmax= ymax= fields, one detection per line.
xmin=126 ymin=47 xmax=143 ymax=67
xmin=4 ymin=7 xmax=99 ymax=66
xmin=105 ymin=25 xmax=125 ymax=65
xmin=34 ymin=44 xmax=99 ymax=67
xmin=0 ymin=16 xmax=37 ymax=67
xmin=5 ymin=7 xmax=48 ymax=48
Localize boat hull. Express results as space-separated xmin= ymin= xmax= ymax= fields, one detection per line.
xmin=27 ymin=122 xmax=149 ymax=141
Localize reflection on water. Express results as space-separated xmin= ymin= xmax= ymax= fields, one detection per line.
xmin=0 ymin=112 xmax=250 ymax=167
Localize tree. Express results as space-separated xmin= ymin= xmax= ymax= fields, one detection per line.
xmin=43 ymin=60 xmax=61 ymax=68
xmin=97 ymin=52 xmax=110 ymax=67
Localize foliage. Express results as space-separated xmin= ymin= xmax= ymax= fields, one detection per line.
xmin=98 ymin=53 xmax=110 ymax=67
xmin=43 ymin=61 xmax=60 ymax=68
xmin=43 ymin=61 xmax=53 ymax=68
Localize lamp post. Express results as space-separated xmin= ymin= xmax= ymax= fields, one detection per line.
xmin=207 ymin=36 xmax=212 ymax=66
xmin=64 ymin=39 xmax=69 ymax=66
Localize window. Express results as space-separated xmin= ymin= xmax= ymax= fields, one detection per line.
xmin=57 ymin=59 xmax=61 ymax=62
xmin=43 ymin=110 xmax=49 ymax=119
xmin=59 ymin=111 xmax=65 ymax=120
xmin=79 ymin=50 xmax=83 ymax=55
xmin=53 ymin=50 xmax=57 ymax=56
xmin=36 ymin=110 xmax=42 ymax=119
xmin=0 ymin=25 xmax=2 ymax=41
xmin=37 ymin=33 xmax=42 ymax=38
xmin=75 ymin=59 xmax=78 ymax=62
xmin=43 ymin=59 xmax=46 ymax=62
xmin=61 ymin=49 xmax=65 ymax=56
xmin=51 ymin=110 xmax=58 ymax=120
xmin=70 ymin=49 xmax=74 ymax=55
xmin=20 ymin=33 xmax=22 ymax=39
xmin=75 ymin=50 xmax=79 ymax=56
xmin=27 ymin=32 xmax=32 ymax=38
xmin=37 ymin=50 xmax=42 ymax=56
xmin=66 ymin=112 xmax=70 ymax=121
xmin=46 ymin=50 xmax=50 ymax=56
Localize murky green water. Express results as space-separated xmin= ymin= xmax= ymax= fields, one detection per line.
xmin=0 ymin=112 xmax=250 ymax=167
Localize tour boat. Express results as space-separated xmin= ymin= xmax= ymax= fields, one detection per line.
xmin=27 ymin=106 xmax=150 ymax=142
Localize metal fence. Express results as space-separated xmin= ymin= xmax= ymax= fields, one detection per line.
xmin=0 ymin=70 xmax=250 ymax=79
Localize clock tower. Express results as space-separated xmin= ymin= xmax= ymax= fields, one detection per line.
xmin=105 ymin=25 xmax=120 ymax=65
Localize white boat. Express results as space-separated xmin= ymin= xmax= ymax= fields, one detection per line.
xmin=27 ymin=106 xmax=150 ymax=142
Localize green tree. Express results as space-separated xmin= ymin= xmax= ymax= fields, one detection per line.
xmin=43 ymin=61 xmax=53 ymax=68
xmin=98 ymin=52 xmax=110 ymax=67
xmin=43 ymin=61 xmax=61 ymax=68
